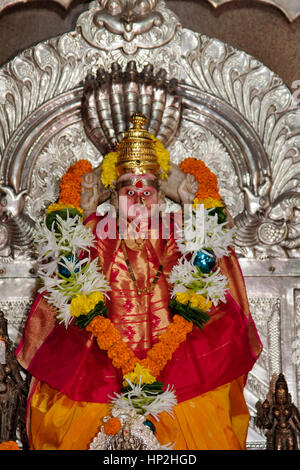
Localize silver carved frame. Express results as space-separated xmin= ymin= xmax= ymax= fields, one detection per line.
xmin=0 ymin=0 xmax=299 ymax=449
xmin=1 ymin=0 xmax=300 ymax=22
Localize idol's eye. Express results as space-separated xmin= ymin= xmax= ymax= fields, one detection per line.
xmin=143 ymin=190 xmax=151 ymax=196
xmin=127 ymin=190 xmax=135 ymax=196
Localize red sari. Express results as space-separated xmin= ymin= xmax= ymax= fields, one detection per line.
xmin=16 ymin=213 xmax=262 ymax=450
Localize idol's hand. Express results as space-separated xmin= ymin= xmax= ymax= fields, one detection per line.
xmin=81 ymin=170 xmax=111 ymax=219
xmin=178 ymin=174 xmax=198 ymax=204
xmin=81 ymin=172 xmax=100 ymax=212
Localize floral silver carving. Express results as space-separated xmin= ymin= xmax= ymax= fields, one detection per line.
xmin=89 ymin=406 xmax=168 ymax=450
xmin=0 ymin=298 xmax=34 ymax=346
xmin=207 ymin=0 xmax=300 ymax=23
xmin=168 ymin=119 xmax=243 ymax=217
xmin=244 ymin=296 xmax=282 ymax=440
xmin=180 ymin=31 xmax=300 ymax=259
xmin=293 ymin=292 xmax=300 ymax=394
xmin=248 ymin=297 xmax=281 ymax=380
xmin=0 ymin=0 xmax=299 ymax=23
xmin=0 ymin=0 xmax=74 ymax=15
xmin=26 ymin=122 xmax=101 ymax=221
xmin=77 ymin=0 xmax=180 ymax=55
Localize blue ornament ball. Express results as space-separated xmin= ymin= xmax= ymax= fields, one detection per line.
xmin=143 ymin=419 xmax=156 ymax=434
xmin=193 ymin=249 xmax=216 ymax=274
xmin=58 ymin=254 xmax=80 ymax=278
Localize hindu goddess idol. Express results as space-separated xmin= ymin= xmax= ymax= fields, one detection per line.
xmin=15 ymin=114 xmax=262 ymax=450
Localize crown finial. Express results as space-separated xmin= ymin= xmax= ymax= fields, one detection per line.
xmin=130 ymin=113 xmax=147 ymax=129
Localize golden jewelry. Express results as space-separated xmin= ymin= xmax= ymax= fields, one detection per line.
xmin=116 ymin=114 xmax=160 ymax=177
xmin=120 ymin=239 xmax=165 ymax=296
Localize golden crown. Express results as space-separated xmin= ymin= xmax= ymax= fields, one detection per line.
xmin=116 ymin=114 xmax=160 ymax=176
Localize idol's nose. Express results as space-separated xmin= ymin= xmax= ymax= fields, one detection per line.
xmin=136 ymin=194 xmax=144 ymax=205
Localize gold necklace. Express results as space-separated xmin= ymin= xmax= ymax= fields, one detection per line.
xmin=120 ymin=239 xmax=165 ymax=296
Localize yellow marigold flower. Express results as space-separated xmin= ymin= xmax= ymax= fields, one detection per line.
xmin=69 ymin=292 xmax=104 ymax=317
xmin=101 ymin=152 xmax=118 ymax=188
xmin=193 ymin=197 xmax=224 ymax=210
xmin=123 ymin=362 xmax=156 ymax=387
xmin=175 ymin=292 xmax=191 ymax=305
xmin=189 ymin=293 xmax=212 ymax=311
xmin=46 ymin=202 xmax=83 ymax=215
xmin=150 ymin=135 xmax=171 ymax=180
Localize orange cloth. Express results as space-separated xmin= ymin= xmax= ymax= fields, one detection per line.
xmin=29 ymin=376 xmax=249 ymax=450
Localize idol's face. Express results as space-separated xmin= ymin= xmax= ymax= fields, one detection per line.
xmin=117 ymin=173 xmax=158 ymax=221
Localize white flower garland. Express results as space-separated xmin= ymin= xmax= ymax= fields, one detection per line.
xmin=176 ymin=205 xmax=236 ymax=259
xmin=36 ymin=211 xmax=110 ymax=327
xmin=109 ymin=380 xmax=177 ymax=422
xmin=169 ymin=204 xmax=235 ymax=309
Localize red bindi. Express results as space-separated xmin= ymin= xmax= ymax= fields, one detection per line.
xmin=135 ymin=180 xmax=143 ymax=188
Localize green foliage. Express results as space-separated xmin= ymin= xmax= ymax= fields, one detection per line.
xmin=169 ymin=298 xmax=210 ymax=329
xmin=74 ymin=301 xmax=108 ymax=329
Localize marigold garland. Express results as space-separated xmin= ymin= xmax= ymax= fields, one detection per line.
xmin=86 ymin=313 xmax=193 ymax=380
xmin=101 ymin=151 xmax=118 ymax=188
xmin=123 ymin=363 xmax=156 ymax=387
xmin=58 ymin=159 xmax=93 ymax=208
xmin=40 ymin=153 xmax=230 ymax=423
xmin=151 ymin=135 xmax=171 ymax=179
xmin=193 ymin=197 xmax=224 ymax=210
xmin=0 ymin=440 xmax=20 ymax=450
xmin=180 ymin=158 xmax=221 ymax=202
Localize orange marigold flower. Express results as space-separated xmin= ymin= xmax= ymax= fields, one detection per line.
xmin=58 ymin=159 xmax=92 ymax=207
xmin=0 ymin=440 xmax=20 ymax=450
xmin=180 ymin=158 xmax=221 ymax=201
xmin=121 ymin=358 xmax=138 ymax=375
xmin=97 ymin=324 xmax=121 ymax=350
xmin=86 ymin=316 xmax=110 ymax=337
xmin=148 ymin=343 xmax=173 ymax=364
xmin=103 ymin=417 xmax=122 ymax=436
xmin=139 ymin=358 xmax=161 ymax=378
xmin=108 ymin=340 xmax=132 ymax=360
xmin=173 ymin=314 xmax=193 ymax=332
xmin=158 ymin=331 xmax=180 ymax=350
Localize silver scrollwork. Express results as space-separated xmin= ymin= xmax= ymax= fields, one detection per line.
xmin=206 ymin=0 xmax=300 ymax=23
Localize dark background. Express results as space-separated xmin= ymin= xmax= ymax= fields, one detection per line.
xmin=0 ymin=0 xmax=299 ymax=89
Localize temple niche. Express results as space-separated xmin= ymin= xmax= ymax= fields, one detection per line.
xmin=0 ymin=0 xmax=299 ymax=450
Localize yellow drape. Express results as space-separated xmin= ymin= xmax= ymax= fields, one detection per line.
xmin=29 ymin=376 xmax=249 ymax=450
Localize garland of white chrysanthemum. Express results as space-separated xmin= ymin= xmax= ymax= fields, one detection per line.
xmin=35 ymin=211 xmax=111 ymax=327
xmin=169 ymin=204 xmax=236 ymax=315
